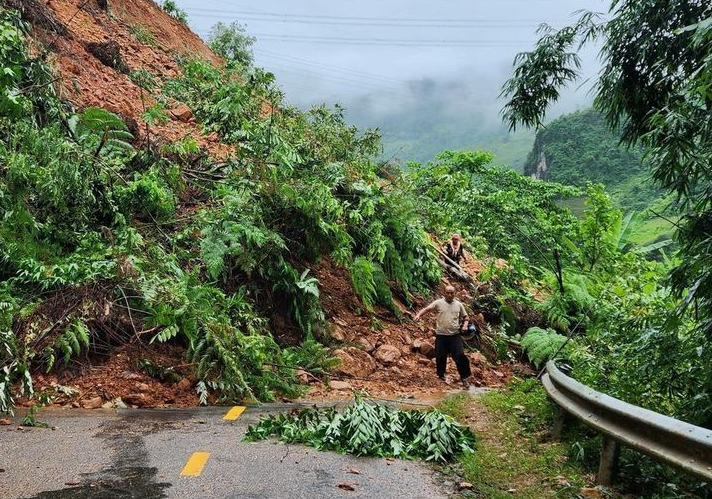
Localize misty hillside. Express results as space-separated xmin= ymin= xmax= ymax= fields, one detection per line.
xmin=344 ymin=78 xmax=537 ymax=168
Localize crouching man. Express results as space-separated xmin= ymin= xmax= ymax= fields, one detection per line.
xmin=413 ymin=285 xmax=472 ymax=389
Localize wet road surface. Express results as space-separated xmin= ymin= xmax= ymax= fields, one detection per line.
xmin=0 ymin=404 xmax=449 ymax=499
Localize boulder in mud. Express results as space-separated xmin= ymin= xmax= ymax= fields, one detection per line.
xmin=356 ymin=337 xmax=375 ymax=353
xmin=329 ymin=380 xmax=351 ymax=390
xmin=374 ymin=345 xmax=401 ymax=365
xmin=333 ymin=347 xmax=377 ymax=378
xmin=86 ymin=40 xmax=129 ymax=74
xmin=413 ymin=339 xmax=436 ymax=358
xmin=579 ymin=488 xmax=604 ymax=499
xmin=330 ymin=325 xmax=347 ymax=342
xmin=470 ymin=351 xmax=487 ymax=365
xmin=81 ymin=396 xmax=103 ymax=409
xmin=123 ymin=393 xmax=149 ymax=407
xmin=169 ymin=103 xmax=193 ymax=122
xmin=176 ymin=378 xmax=192 ymax=391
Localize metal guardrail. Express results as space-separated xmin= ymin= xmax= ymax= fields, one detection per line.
xmin=541 ymin=361 xmax=712 ymax=485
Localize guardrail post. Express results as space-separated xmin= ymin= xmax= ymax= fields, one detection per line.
xmin=552 ymin=407 xmax=569 ymax=439
xmin=597 ymin=437 xmax=620 ymax=486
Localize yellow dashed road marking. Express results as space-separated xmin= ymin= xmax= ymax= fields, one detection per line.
xmin=223 ymin=405 xmax=246 ymax=421
xmin=181 ymin=452 xmax=210 ymax=477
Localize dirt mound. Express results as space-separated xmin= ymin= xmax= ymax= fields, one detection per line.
xmin=25 ymin=343 xmax=198 ymax=408
xmin=14 ymin=282 xmax=133 ymax=358
xmin=307 ymin=258 xmax=523 ymax=399
xmin=13 ymin=282 xmax=198 ymax=408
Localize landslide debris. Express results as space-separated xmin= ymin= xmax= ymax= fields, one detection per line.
xmin=4 ymin=0 xmax=529 ymax=411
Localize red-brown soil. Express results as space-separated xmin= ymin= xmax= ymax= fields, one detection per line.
xmin=28 ymin=343 xmax=199 ymax=408
xmin=33 ymin=0 xmax=232 ymax=158
xmin=306 ymin=257 xmax=525 ymax=399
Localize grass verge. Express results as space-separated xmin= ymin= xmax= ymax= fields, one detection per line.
xmin=439 ymin=379 xmax=711 ymax=499
xmin=439 ymin=379 xmax=592 ymax=499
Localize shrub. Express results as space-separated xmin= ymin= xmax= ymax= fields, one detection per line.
xmin=161 ymin=0 xmax=188 ymax=24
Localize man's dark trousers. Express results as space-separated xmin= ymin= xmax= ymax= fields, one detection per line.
xmin=435 ymin=334 xmax=472 ymax=379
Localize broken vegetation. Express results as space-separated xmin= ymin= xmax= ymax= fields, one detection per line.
xmin=244 ymin=397 xmax=476 ymax=462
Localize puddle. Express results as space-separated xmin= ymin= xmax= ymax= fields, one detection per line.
xmin=23 ymin=419 xmax=171 ymax=499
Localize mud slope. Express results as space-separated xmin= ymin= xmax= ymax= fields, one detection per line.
xmin=17 ymin=0 xmax=229 ymax=156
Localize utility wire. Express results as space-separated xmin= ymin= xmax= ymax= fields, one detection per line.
xmin=188 ymin=13 xmax=558 ymax=29
xmin=249 ymin=34 xmax=530 ymax=46
xmin=184 ymin=8 xmax=568 ymax=25
xmin=265 ymin=66 xmax=398 ymax=92
xmin=256 ymin=56 xmax=401 ymax=89
xmin=254 ymin=49 xmax=406 ymax=85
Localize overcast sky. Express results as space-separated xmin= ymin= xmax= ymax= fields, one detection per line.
xmin=172 ymin=0 xmax=607 ymax=148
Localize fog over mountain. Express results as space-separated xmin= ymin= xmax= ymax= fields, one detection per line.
xmin=177 ymin=0 xmax=605 ymax=165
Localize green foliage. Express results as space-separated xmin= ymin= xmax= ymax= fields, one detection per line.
xmin=141 ymin=104 xmax=168 ymax=126
xmin=0 ymin=329 xmax=33 ymax=415
xmin=6 ymin=0 xmax=703 ymax=447
xmin=244 ymin=398 xmax=476 ymax=462
xmin=453 ymin=381 xmax=586 ymax=499
xmin=161 ymin=0 xmax=188 ymax=24
xmin=571 ymin=184 xmax=620 ymax=272
xmin=129 ymin=68 xmax=158 ymax=92
xmin=208 ymin=21 xmax=255 ymax=69
xmin=21 ymin=404 xmax=49 ymax=428
xmin=349 ymin=256 xmax=378 ymax=311
xmin=410 ymin=149 xmax=579 ymax=268
xmin=523 ymin=109 xmax=660 ymax=211
xmin=68 ymin=107 xmax=134 ymax=158
xmin=520 ymin=327 xmax=566 ymax=368
xmin=501 ymin=1 xmax=712 ymax=429
xmin=0 ymin=11 xmax=57 ymax=118
xmin=116 ymin=166 xmax=176 ymax=220
xmin=129 ymin=25 xmax=157 ymax=47
xmin=48 ymin=319 xmax=90 ymax=369
xmin=189 ymin=321 xmax=300 ymax=403
xmin=199 ymin=187 xmax=286 ymax=280
xmin=282 ymin=339 xmax=340 ymax=376
xmin=137 ymin=358 xmax=181 ymax=383
xmin=536 ymin=271 xmax=596 ymax=331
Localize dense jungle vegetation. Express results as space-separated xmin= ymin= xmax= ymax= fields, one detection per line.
xmin=0 ymin=2 xmax=711 ymax=494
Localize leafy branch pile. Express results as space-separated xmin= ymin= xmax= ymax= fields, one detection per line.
xmin=244 ymin=398 xmax=476 ymax=462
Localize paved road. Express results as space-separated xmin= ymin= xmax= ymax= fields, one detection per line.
xmin=0 ymin=403 xmax=450 ymax=499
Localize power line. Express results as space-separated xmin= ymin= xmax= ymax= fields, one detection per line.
xmin=249 ymin=34 xmax=529 ymax=47
xmin=188 ymin=12 xmax=557 ymax=29
xmin=183 ymin=8 xmax=567 ymax=25
xmin=261 ymin=62 xmax=400 ymax=91
xmin=265 ymin=65 xmax=398 ymax=92
xmin=254 ymin=49 xmax=406 ymax=85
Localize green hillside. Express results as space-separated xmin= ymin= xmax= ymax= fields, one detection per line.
xmin=523 ymin=109 xmax=660 ymax=211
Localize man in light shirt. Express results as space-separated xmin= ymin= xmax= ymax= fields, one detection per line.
xmin=414 ymin=285 xmax=472 ymax=389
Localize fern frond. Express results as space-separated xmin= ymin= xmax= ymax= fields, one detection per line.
xmin=521 ymin=327 xmax=567 ymax=368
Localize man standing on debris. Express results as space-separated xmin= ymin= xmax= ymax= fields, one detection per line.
xmin=445 ymin=234 xmax=465 ymax=266
xmin=413 ymin=285 xmax=472 ymax=389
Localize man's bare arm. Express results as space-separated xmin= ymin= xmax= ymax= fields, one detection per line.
xmin=413 ymin=302 xmax=437 ymax=321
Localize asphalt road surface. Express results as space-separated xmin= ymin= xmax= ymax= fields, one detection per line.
xmin=0 ymin=403 xmax=450 ymax=499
